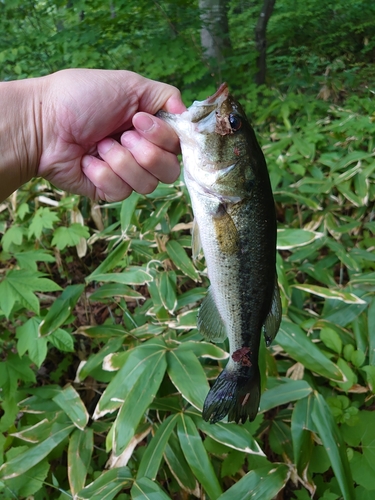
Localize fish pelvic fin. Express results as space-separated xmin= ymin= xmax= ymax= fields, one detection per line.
xmin=202 ymin=366 xmax=260 ymax=424
xmin=197 ymin=287 xmax=227 ymax=343
xmin=263 ymin=275 xmax=282 ymax=347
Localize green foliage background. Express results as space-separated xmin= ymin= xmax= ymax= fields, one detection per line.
xmin=1 ymin=1 xmax=375 ymax=499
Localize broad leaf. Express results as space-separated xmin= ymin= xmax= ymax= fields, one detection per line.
xmin=194 ymin=416 xmax=264 ymax=456
xmin=311 ymin=392 xmax=355 ymax=500
xmin=0 ymin=269 xmax=61 ymax=317
xmin=112 ymin=350 xmax=167 ymax=456
xmin=68 ymin=428 xmax=94 ymax=495
xmin=167 ymin=348 xmax=209 ymax=411
xmin=217 ymin=464 xmax=289 ymax=500
xmin=53 ymin=385 xmax=89 ymax=430
xmin=260 ymin=379 xmax=312 ymax=412
xmin=166 ymin=239 xmax=200 ymax=281
xmin=0 ymin=422 xmax=75 ymax=480
xmin=177 ymin=414 xmax=222 ymax=500
xmin=137 ymin=414 xmax=179 ymax=480
xmin=277 ymin=320 xmax=345 ymax=381
xmin=76 ymin=467 xmax=132 ymax=500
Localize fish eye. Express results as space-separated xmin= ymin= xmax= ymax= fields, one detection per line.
xmin=229 ymin=114 xmax=242 ymax=131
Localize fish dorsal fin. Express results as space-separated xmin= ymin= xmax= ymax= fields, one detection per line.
xmin=191 ymin=218 xmax=202 ymax=261
xmin=263 ymin=276 xmax=282 ymax=347
xmin=197 ymin=287 xmax=227 ymax=343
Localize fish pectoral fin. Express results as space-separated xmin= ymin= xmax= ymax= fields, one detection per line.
xmin=197 ymin=287 xmax=227 ymax=343
xmin=191 ymin=218 xmax=202 ymax=261
xmin=263 ymin=275 xmax=282 ymax=347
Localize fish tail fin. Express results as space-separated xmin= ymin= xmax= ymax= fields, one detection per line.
xmin=202 ymin=366 xmax=260 ymax=424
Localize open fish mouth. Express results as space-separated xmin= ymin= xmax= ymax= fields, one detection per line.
xmin=189 ymin=83 xmax=229 ymax=123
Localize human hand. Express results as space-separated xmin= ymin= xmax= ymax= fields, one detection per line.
xmin=37 ymin=69 xmax=186 ymax=201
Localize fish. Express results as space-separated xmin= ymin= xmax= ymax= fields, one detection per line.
xmin=157 ymin=83 xmax=281 ymax=423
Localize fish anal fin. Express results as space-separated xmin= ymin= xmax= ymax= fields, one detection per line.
xmin=263 ymin=276 xmax=282 ymax=347
xmin=197 ymin=287 xmax=227 ymax=343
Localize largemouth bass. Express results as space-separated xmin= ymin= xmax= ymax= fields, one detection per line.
xmin=157 ymin=84 xmax=281 ymax=423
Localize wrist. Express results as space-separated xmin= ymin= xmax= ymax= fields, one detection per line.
xmin=0 ymin=78 xmax=43 ymax=201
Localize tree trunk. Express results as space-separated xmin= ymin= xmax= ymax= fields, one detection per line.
xmin=254 ymin=0 xmax=276 ymax=85
xmin=199 ymin=0 xmax=231 ymax=70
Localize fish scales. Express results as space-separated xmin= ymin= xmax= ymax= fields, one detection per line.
xmin=157 ymin=83 xmax=281 ymax=423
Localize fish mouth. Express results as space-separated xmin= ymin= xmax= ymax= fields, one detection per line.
xmin=205 ymin=83 xmax=229 ymax=104
xmin=189 ymin=83 xmax=229 ymax=123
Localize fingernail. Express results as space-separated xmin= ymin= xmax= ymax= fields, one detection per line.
xmin=98 ymin=138 xmax=114 ymax=155
xmin=121 ymin=131 xmax=137 ymax=149
xmin=82 ymin=155 xmax=92 ymax=169
xmin=134 ymin=113 xmax=155 ymax=133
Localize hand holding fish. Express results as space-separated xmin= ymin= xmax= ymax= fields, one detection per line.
xmin=0 ymin=69 xmax=185 ymax=202
xmin=158 ymin=84 xmax=282 ymax=423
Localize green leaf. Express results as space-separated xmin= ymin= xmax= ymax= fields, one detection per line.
xmin=311 ymin=392 xmax=355 ymax=500
xmin=113 ymin=350 xmax=167 ymax=456
xmin=291 ymin=397 xmax=314 ymax=476
xmin=294 ymin=284 xmax=366 ymax=304
xmin=86 ymin=240 xmax=131 ymax=281
xmin=48 ymin=328 xmax=75 ymax=352
xmin=137 ymin=414 xmax=179 ymax=480
xmin=167 ymin=348 xmax=209 ymax=411
xmin=1 ymin=352 xmax=36 ymax=397
xmin=194 ymin=416 xmax=264 ymax=455
xmin=131 ymin=477 xmax=170 ymax=499
xmin=164 ymin=431 xmax=198 ymax=494
xmin=2 ymin=225 xmax=24 ymax=251
xmin=217 ymin=464 xmax=289 ymax=500
xmin=320 ymin=327 xmax=342 ymax=354
xmin=3 ymin=457 xmax=49 ymax=497
xmin=16 ymin=317 xmax=48 ymax=368
xmin=176 ymin=340 xmax=229 ymax=360
xmin=28 ymin=207 xmax=59 ymax=239
xmin=68 ymin=428 xmax=94 ymax=496
xmin=260 ymin=379 xmax=313 ymax=412
xmin=94 ymin=340 xmax=167 ymax=418
xmin=0 ymin=422 xmax=75 ymax=480
xmin=89 ymin=283 xmax=144 ymax=301
xmin=51 ymin=223 xmax=90 ymax=250
xmin=166 ymin=240 xmax=200 ymax=281
xmin=363 ymin=365 xmax=375 ymax=392
xmin=53 ymin=385 xmax=89 ymax=430
xmin=277 ymin=320 xmax=345 ymax=381
xmin=177 ymin=414 xmax=222 ymax=499
xmin=157 ymin=271 xmax=177 ymax=313
xmin=368 ymin=297 xmax=375 ymax=366
xmin=76 ymin=467 xmax=133 ymax=500
xmin=121 ymin=192 xmax=141 ymax=233
xmin=277 ymin=229 xmax=323 ymax=250
xmin=14 ymin=249 xmax=55 ymax=271
xmin=221 ymin=450 xmax=246 ymax=477
xmin=48 ymin=328 xmax=74 ymax=352
xmin=77 ymin=337 xmax=125 ymax=381
xmin=90 ymin=267 xmax=153 ymax=285
xmin=0 ymin=269 xmax=61 ymax=317
xmin=39 ymin=284 xmax=84 ymax=336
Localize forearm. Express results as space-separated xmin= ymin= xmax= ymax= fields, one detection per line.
xmin=0 ymin=78 xmax=43 ymax=202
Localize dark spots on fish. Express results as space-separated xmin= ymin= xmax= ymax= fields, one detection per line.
xmin=232 ymin=347 xmax=252 ymax=367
